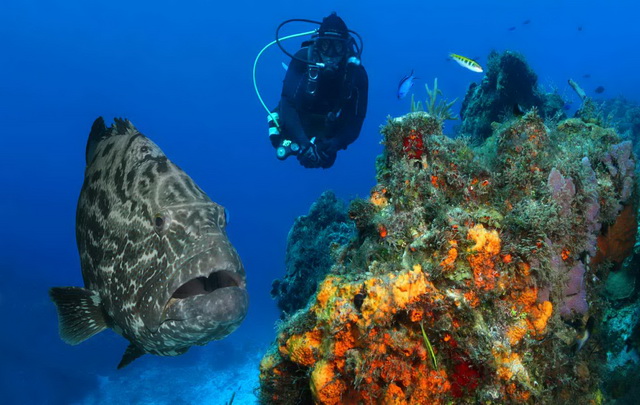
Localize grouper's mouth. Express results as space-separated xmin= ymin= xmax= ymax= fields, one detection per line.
xmin=171 ymin=271 xmax=241 ymax=299
xmin=163 ymin=270 xmax=244 ymax=314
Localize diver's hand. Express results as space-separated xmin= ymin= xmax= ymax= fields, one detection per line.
xmin=298 ymin=143 xmax=321 ymax=168
xmin=318 ymin=148 xmax=337 ymax=169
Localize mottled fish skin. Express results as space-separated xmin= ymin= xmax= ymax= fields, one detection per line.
xmin=53 ymin=117 xmax=248 ymax=366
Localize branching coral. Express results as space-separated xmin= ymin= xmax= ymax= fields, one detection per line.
xmin=410 ymin=78 xmax=458 ymax=122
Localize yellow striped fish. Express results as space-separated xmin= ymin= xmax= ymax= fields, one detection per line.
xmin=449 ymin=53 xmax=483 ymax=73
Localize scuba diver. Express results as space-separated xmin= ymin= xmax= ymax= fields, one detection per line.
xmin=254 ymin=12 xmax=368 ymax=168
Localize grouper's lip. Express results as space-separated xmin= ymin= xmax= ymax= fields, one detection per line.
xmin=162 ymin=269 xmax=245 ymax=315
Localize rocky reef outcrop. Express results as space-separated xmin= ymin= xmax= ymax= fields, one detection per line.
xmin=259 ymin=109 xmax=638 ymax=404
xmin=271 ymin=191 xmax=355 ymax=317
xmin=460 ymin=51 xmax=565 ymax=143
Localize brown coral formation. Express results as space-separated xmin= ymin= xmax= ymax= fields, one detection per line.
xmin=259 ymin=111 xmax=637 ymax=404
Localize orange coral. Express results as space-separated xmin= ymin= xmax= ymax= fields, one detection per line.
xmin=411 ymin=369 xmax=452 ymax=404
xmin=494 ymin=349 xmax=527 ymax=381
xmin=506 ymin=319 xmax=529 ymax=346
xmin=383 ymin=383 xmax=407 ymax=405
xmin=315 ymin=276 xmax=339 ymax=308
xmin=281 ymin=330 xmax=322 ymax=367
xmin=505 ymin=285 xmax=553 ymax=344
xmin=410 ymin=309 xmax=424 ymax=322
xmin=333 ymin=326 xmax=357 ymax=365
xmin=310 ymin=360 xmax=347 ymax=405
xmin=370 ymin=188 xmax=389 ymax=207
xmin=467 ymin=224 xmax=501 ymax=290
xmin=529 ymin=300 xmax=553 ymax=334
xmin=468 ymin=224 xmax=501 ymax=254
xmin=358 ymin=265 xmax=432 ymax=328
xmin=439 ymin=241 xmax=458 ymax=268
xmin=463 ymin=290 xmax=480 ymax=308
xmin=379 ymin=224 xmax=388 ymax=238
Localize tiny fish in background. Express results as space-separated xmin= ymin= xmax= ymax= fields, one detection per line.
xmin=522 ymin=19 xmax=531 ymax=25
xmin=508 ymin=26 xmax=517 ymax=31
xmin=397 ymin=70 xmax=417 ymax=99
xmin=583 ymin=73 xmax=591 ymax=79
xmin=449 ymin=53 xmax=483 ymax=73
xmin=49 ymin=118 xmax=249 ymax=369
xmin=595 ymin=86 xmax=605 ymax=94
xmin=513 ymin=104 xmax=525 ymax=117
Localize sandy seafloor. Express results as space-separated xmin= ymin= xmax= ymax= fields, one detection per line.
xmin=78 ymin=350 xmax=263 ymax=404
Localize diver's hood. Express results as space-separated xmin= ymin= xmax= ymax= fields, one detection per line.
xmin=318 ymin=12 xmax=349 ymax=39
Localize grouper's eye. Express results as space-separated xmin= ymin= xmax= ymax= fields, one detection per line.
xmin=154 ymin=212 xmax=172 ymax=235
xmin=217 ymin=207 xmax=229 ymax=228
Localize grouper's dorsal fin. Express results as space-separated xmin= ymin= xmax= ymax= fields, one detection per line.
xmin=112 ymin=117 xmax=137 ymax=135
xmin=86 ymin=117 xmax=138 ymax=164
xmin=86 ymin=117 xmax=107 ymax=164
xmin=118 ymin=343 xmax=146 ymax=369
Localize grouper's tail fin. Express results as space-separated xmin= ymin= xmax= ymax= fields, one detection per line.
xmin=49 ymin=287 xmax=109 ymax=345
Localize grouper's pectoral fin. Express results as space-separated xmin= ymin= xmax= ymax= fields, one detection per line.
xmin=117 ymin=343 xmax=145 ymax=369
xmin=49 ymin=286 xmax=108 ymax=345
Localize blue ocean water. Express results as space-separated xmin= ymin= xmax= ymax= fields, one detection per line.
xmin=1 ymin=1 xmax=638 ymax=404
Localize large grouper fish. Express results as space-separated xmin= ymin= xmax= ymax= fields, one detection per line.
xmin=50 ymin=117 xmax=248 ymax=368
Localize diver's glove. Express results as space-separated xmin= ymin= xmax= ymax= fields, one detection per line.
xmin=298 ymin=143 xmax=321 ymax=168
xmin=318 ymin=148 xmax=337 ymax=169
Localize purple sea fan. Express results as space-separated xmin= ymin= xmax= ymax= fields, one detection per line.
xmin=610 ymin=141 xmax=634 ymax=178
xmin=601 ymin=141 xmax=636 ymax=215
xmin=581 ymin=157 xmax=601 ymax=256
xmin=560 ymin=261 xmax=589 ymax=319
xmin=547 ymin=168 xmax=576 ymax=217
xmin=603 ymin=141 xmax=635 ymax=202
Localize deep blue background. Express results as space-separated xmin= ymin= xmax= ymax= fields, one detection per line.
xmin=1 ymin=0 xmax=638 ymax=403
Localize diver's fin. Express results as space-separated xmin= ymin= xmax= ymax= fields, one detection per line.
xmin=49 ymin=286 xmax=108 ymax=345
xmin=118 ymin=343 xmax=146 ymax=369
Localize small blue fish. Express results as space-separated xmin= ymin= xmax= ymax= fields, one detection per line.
xmin=397 ymin=70 xmax=417 ymax=99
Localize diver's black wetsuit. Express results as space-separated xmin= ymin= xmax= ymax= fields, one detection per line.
xmin=272 ymin=45 xmax=368 ymax=168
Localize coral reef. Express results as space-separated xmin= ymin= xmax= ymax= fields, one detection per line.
xmin=271 ymin=191 xmax=355 ymax=317
xmin=259 ymin=108 xmax=638 ymax=404
xmin=600 ymin=299 xmax=640 ymax=403
xmin=460 ymin=50 xmax=565 ymax=143
xmin=599 ymin=96 xmax=640 ymax=157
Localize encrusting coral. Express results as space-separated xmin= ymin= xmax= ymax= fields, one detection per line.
xmin=259 ymin=108 xmax=637 ymax=404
